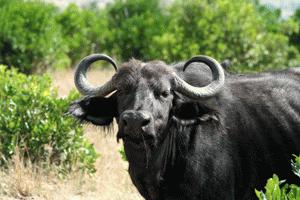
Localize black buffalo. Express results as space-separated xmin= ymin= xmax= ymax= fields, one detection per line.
xmin=69 ymin=54 xmax=300 ymax=200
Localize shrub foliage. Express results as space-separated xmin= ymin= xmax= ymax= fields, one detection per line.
xmin=0 ymin=0 xmax=68 ymax=73
xmin=0 ymin=0 xmax=300 ymax=73
xmin=256 ymin=155 xmax=300 ymax=200
xmin=0 ymin=66 xmax=98 ymax=173
xmin=106 ymin=0 xmax=166 ymax=61
xmin=150 ymin=0 xmax=299 ymax=72
xmin=56 ymin=3 xmax=109 ymax=66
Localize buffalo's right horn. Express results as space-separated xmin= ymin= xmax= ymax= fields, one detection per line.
xmin=173 ymin=55 xmax=225 ymax=99
xmin=74 ymin=54 xmax=118 ymax=96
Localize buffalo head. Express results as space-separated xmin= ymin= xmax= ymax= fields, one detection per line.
xmin=69 ymin=54 xmax=225 ymax=148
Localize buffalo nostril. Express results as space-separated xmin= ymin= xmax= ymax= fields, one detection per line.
xmin=142 ymin=118 xmax=150 ymax=127
xmin=122 ymin=119 xmax=128 ymax=126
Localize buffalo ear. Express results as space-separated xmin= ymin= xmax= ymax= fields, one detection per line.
xmin=172 ymin=101 xmax=211 ymax=120
xmin=69 ymin=95 xmax=118 ymax=126
xmin=172 ymin=93 xmax=218 ymax=123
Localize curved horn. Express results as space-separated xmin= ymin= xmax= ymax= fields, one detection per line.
xmin=173 ymin=55 xmax=225 ymax=99
xmin=74 ymin=54 xmax=118 ymax=96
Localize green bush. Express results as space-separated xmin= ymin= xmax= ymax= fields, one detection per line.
xmin=0 ymin=0 xmax=299 ymax=73
xmin=119 ymin=146 xmax=127 ymax=161
xmin=56 ymin=3 xmax=109 ymax=66
xmin=0 ymin=0 xmax=69 ymax=73
xmin=289 ymin=8 xmax=300 ymax=54
xmin=106 ymin=0 xmax=166 ymax=61
xmin=0 ymin=65 xmax=98 ymax=174
xmin=256 ymin=155 xmax=300 ymax=200
xmin=150 ymin=0 xmax=300 ymax=72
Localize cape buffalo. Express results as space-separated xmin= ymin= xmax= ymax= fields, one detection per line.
xmin=69 ymin=54 xmax=300 ymax=200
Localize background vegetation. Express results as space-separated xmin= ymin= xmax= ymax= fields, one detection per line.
xmin=0 ymin=0 xmax=68 ymax=73
xmin=0 ymin=0 xmax=300 ymax=73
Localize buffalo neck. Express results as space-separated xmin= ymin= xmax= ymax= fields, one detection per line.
xmin=122 ymin=120 xmax=195 ymax=199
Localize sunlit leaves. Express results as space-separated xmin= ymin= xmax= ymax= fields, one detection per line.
xmin=0 ymin=66 xmax=98 ymax=174
xmin=256 ymin=155 xmax=300 ymax=200
xmin=0 ymin=0 xmax=69 ymax=73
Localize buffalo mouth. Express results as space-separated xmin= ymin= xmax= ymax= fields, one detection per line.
xmin=117 ymin=130 xmax=156 ymax=146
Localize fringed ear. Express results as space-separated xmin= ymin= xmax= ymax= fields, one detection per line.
xmin=171 ymin=92 xmax=219 ymax=125
xmin=69 ymin=95 xmax=118 ymax=128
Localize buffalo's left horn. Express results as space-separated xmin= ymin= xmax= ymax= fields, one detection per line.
xmin=74 ymin=54 xmax=118 ymax=96
xmin=173 ymin=55 xmax=225 ymax=99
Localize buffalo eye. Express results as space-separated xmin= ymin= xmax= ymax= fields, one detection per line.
xmin=155 ymin=90 xmax=170 ymax=99
xmin=161 ymin=90 xmax=170 ymax=98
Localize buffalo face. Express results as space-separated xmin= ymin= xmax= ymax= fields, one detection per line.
xmin=115 ymin=61 xmax=174 ymax=146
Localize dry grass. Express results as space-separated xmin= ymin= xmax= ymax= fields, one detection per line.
xmin=0 ymin=69 xmax=143 ymax=200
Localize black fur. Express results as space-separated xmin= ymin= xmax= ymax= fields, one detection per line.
xmin=69 ymin=59 xmax=300 ymax=200
xmin=221 ymin=59 xmax=231 ymax=70
xmin=69 ymin=95 xmax=117 ymax=126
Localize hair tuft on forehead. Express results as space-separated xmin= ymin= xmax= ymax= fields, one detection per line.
xmin=122 ymin=58 xmax=144 ymax=69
